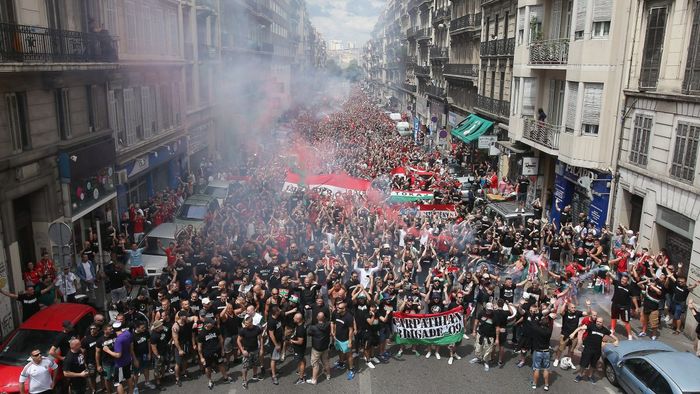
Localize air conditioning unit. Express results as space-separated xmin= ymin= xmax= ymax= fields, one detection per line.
xmin=116 ymin=169 xmax=128 ymax=185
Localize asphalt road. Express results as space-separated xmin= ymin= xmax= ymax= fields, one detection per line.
xmin=134 ymin=341 xmax=621 ymax=394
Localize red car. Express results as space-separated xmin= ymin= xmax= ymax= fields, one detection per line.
xmin=0 ymin=303 xmax=96 ymax=393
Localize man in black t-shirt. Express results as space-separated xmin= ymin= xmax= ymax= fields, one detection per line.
xmin=237 ymin=316 xmax=263 ymax=389
xmin=570 ymin=317 xmax=618 ymax=383
xmin=307 ymin=311 xmax=331 ymax=385
xmin=331 ymin=302 xmax=355 ymax=379
xmin=668 ymin=274 xmax=699 ymax=334
xmin=267 ymin=306 xmax=284 ymax=385
xmin=607 ymin=272 xmax=634 ymax=340
xmin=290 ymin=313 xmax=307 ymax=385
xmin=49 ymin=321 xmax=78 ymax=363
xmin=554 ymin=301 xmax=589 ymax=367
xmin=470 ymin=302 xmax=496 ymax=371
xmin=149 ymin=320 xmax=168 ymax=389
xmin=63 ymin=339 xmax=88 ymax=394
xmin=0 ymin=284 xmax=46 ymax=321
xmin=197 ymin=318 xmax=232 ymax=389
xmin=81 ymin=325 xmax=100 ymax=393
xmin=132 ymin=321 xmax=155 ymax=390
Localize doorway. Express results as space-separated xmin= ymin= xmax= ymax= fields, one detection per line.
xmin=13 ymin=197 xmax=36 ymax=267
xmin=548 ymin=80 xmax=565 ymax=127
xmin=629 ymin=194 xmax=643 ymax=233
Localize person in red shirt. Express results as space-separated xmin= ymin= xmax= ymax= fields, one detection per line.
xmin=36 ymin=253 xmax=56 ymax=282
xmin=159 ymin=240 xmax=177 ymax=266
xmin=22 ymin=262 xmax=41 ymax=286
xmin=609 ymin=244 xmax=630 ymax=280
xmin=133 ymin=211 xmax=146 ymax=243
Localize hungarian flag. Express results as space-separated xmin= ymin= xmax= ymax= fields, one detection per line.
xmin=390 ymin=167 xmax=407 ymax=178
xmin=417 ymin=204 xmax=457 ymax=218
xmin=392 ymin=306 xmax=464 ymax=345
xmin=388 ymin=190 xmax=434 ymax=203
xmin=282 ymin=171 xmax=370 ymax=194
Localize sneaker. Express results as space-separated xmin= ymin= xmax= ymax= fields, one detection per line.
xmin=425 ymin=352 xmax=432 ymax=359
xmin=294 ymin=378 xmax=305 ymax=385
xmin=484 ymin=363 xmax=490 ymax=371
xmin=544 ymin=385 xmax=549 ymax=391
xmin=367 ymin=361 xmax=375 ymax=369
xmin=448 ymin=356 xmax=454 ymax=365
xmin=590 ymin=376 xmax=597 ymax=384
xmin=413 ymin=350 xmax=421 ymax=357
xmin=498 ymin=361 xmax=504 ymax=368
xmin=352 ymin=352 xmax=358 ymax=358
xmin=347 ymin=370 xmax=355 ymax=380
xmin=435 ymin=352 xmax=441 ymax=360
xmin=251 ymin=374 xmax=262 ymax=381
xmin=628 ymin=335 xmax=633 ymax=340
xmin=570 ymin=364 xmax=577 ymax=371
xmin=396 ymin=350 xmax=403 ymax=358
xmin=175 ymin=380 xmax=182 ymax=388
xmin=305 ymin=379 xmax=317 ymax=385
xmin=651 ymin=336 xmax=657 ymax=341
xmin=638 ymin=332 xmax=647 ymax=337
xmin=333 ymin=361 xmax=346 ymax=370
xmin=144 ymin=382 xmax=157 ymax=390
xmin=469 ymin=357 xmax=480 ymax=364
xmin=531 ymin=383 xmax=536 ymax=389
xmin=574 ymin=375 xmax=583 ymax=383
xmin=553 ymin=358 xmax=560 ymax=367
xmin=454 ymin=354 xmax=462 ymax=360
xmin=371 ymin=357 xmax=380 ymax=364
xmin=242 ymin=381 xmax=248 ymax=390
xmin=272 ymin=376 xmax=279 ymax=385
xmin=325 ymin=373 xmax=332 ymax=381
xmin=207 ymin=381 xmax=214 ymax=390
xmin=224 ymin=377 xmax=234 ymax=384
xmin=517 ymin=360 xmax=526 ymax=368
xmin=463 ymin=334 xmax=470 ymax=340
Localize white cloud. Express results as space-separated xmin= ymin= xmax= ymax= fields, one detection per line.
xmin=307 ymin=0 xmax=384 ymax=43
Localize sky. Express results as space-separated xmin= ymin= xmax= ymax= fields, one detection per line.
xmin=306 ymin=0 xmax=385 ymax=45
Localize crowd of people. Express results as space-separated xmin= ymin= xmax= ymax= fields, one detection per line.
xmin=9 ymin=87 xmax=700 ymax=394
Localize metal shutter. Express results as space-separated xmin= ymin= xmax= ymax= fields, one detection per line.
xmin=518 ymin=7 xmax=526 ymax=31
xmin=581 ymin=83 xmax=603 ymax=126
xmin=565 ymin=81 xmax=578 ymax=131
xmin=575 ymin=0 xmax=587 ymax=33
xmin=593 ymin=0 xmax=612 ymax=22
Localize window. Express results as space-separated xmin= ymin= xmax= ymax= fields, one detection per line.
xmin=518 ymin=7 xmax=525 ymax=45
xmin=683 ymin=1 xmax=700 ymax=93
xmin=640 ymin=7 xmax=667 ymax=89
xmin=55 ymin=88 xmax=71 ymax=140
xmin=624 ymin=359 xmax=659 ymax=388
xmin=581 ymin=83 xmax=602 ymax=135
xmin=6 ymin=92 xmax=30 ymax=152
xmin=670 ymin=121 xmax=700 ymax=182
xmin=592 ymin=21 xmax=610 ymax=37
xmin=574 ymin=0 xmax=587 ymax=40
xmin=565 ymin=81 xmax=578 ymax=133
xmin=529 ymin=6 xmax=543 ymax=43
xmin=629 ymin=114 xmax=652 ymax=166
xmin=592 ymin=0 xmax=612 ymax=38
xmin=87 ymin=85 xmax=107 ymax=132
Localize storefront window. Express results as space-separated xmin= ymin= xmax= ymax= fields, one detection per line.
xmin=70 ymin=166 xmax=116 ymax=216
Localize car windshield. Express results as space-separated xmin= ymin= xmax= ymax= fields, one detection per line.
xmin=0 ymin=329 xmax=59 ymax=366
xmin=178 ymin=204 xmax=207 ymax=220
xmin=204 ymin=186 xmax=227 ymax=199
xmin=141 ymin=237 xmax=173 ymax=256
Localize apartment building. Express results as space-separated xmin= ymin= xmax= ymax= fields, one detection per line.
xmin=445 ymin=0 xmax=481 ymax=124
xmin=614 ymin=0 xmax=700 ymax=332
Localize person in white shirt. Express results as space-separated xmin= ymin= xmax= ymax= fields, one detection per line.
xmin=19 ymin=350 xmax=57 ymax=394
xmin=354 ymin=256 xmax=380 ymax=289
xmin=55 ymin=266 xmax=79 ymax=302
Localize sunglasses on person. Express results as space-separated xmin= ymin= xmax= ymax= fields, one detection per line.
xmin=31 ymin=352 xmax=41 ymax=358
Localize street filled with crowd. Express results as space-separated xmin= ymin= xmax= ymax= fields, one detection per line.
xmin=8 ymin=87 xmax=700 ymax=394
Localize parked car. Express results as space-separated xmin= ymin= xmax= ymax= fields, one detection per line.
xmin=174 ymin=194 xmax=219 ymax=231
xmin=202 ymin=180 xmax=234 ymax=206
xmin=0 ymin=303 xmax=96 ymax=394
xmin=138 ymin=222 xmax=186 ymax=277
xmin=603 ymin=340 xmax=700 ymax=394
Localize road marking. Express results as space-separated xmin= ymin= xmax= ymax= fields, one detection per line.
xmin=603 ymin=386 xmax=618 ymax=394
xmin=359 ymin=369 xmax=372 ymax=394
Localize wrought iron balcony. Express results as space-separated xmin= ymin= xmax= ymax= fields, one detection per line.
xmin=0 ymin=22 xmax=118 ymax=63
xmin=406 ymin=26 xmax=419 ymax=39
xmin=403 ymin=82 xmax=417 ymax=92
xmin=409 ymin=0 xmax=420 ymax=9
xmin=429 ymin=46 xmax=448 ymax=60
xmin=432 ymin=8 xmax=450 ymax=24
xmin=427 ymin=84 xmax=445 ymax=98
xmin=523 ymin=117 xmax=561 ymax=150
xmin=443 ymin=63 xmax=478 ymax=79
xmin=415 ymin=65 xmax=430 ymax=77
xmin=407 ymin=55 xmax=417 ymax=67
xmin=475 ymin=94 xmax=510 ymax=118
xmin=529 ymin=38 xmax=569 ymax=65
xmin=450 ymin=13 xmax=481 ymax=33
xmin=480 ymin=37 xmax=515 ymax=57
xmin=416 ymin=28 xmax=432 ymax=41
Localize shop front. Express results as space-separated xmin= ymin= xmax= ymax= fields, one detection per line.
xmin=550 ymin=161 xmax=612 ymax=228
xmin=115 ymin=136 xmax=188 ymax=217
xmin=58 ymin=137 xmax=118 ymax=252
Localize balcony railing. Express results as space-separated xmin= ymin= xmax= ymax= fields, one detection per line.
xmin=523 ymin=117 xmax=561 ymax=150
xmin=475 ymin=94 xmax=510 ymax=118
xmin=427 ymin=85 xmax=445 ymax=98
xmin=529 ymin=38 xmax=569 ymax=65
xmin=432 ymin=8 xmax=450 ymax=24
xmin=198 ymin=44 xmax=217 ymax=60
xmin=406 ymin=26 xmax=419 ymax=39
xmin=415 ymin=65 xmax=430 ymax=76
xmin=416 ymin=28 xmax=432 ymax=41
xmin=480 ymin=37 xmax=515 ymax=57
xmin=443 ymin=63 xmax=478 ymax=78
xmin=0 ymin=23 xmax=118 ymax=63
xmin=450 ymin=13 xmax=481 ymax=33
xmin=403 ymin=82 xmax=417 ymax=92
xmin=429 ymin=46 xmax=448 ymax=59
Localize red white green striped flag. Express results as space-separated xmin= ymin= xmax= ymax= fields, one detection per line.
xmin=388 ymin=190 xmax=434 ymax=203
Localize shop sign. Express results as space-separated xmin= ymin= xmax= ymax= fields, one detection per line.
xmin=448 ymin=112 xmax=458 ymax=126
xmin=478 ymin=135 xmax=497 ymax=150
xmin=522 ymin=157 xmax=539 ymax=176
xmin=129 ymin=155 xmax=150 ymax=178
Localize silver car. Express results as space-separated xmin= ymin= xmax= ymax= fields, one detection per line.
xmin=603 ymin=340 xmax=700 ymax=394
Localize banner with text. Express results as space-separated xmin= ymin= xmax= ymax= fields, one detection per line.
xmin=282 ymin=171 xmax=370 ymax=195
xmin=392 ymin=306 xmax=464 ymax=345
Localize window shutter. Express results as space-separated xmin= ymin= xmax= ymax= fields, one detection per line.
xmin=592 ymin=0 xmax=612 ymax=23
xmin=172 ymin=82 xmax=181 ymax=125
xmin=125 ymin=1 xmax=137 ymax=53
xmin=123 ymin=88 xmax=136 ymax=145
xmin=6 ymin=93 xmax=20 ymax=151
xmin=522 ymin=77 xmax=536 ymax=116
xmin=141 ymin=86 xmax=151 ymax=139
xmin=107 ymin=89 xmax=117 ymax=134
xmin=683 ymin=1 xmax=700 ymax=93
xmin=575 ymin=0 xmax=587 ymax=33
xmin=566 ymin=82 xmax=578 ymax=131
xmin=104 ymin=0 xmax=117 ymax=33
xmin=581 ymin=83 xmax=603 ymax=125
xmin=518 ymin=7 xmax=526 ymax=31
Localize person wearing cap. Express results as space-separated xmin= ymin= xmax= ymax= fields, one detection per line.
xmin=197 ymin=317 xmax=233 ymax=389
xmin=470 ymin=302 xmax=497 ymax=371
xmin=49 ymin=320 xmax=77 ymax=363
xmin=101 ymin=321 xmax=135 ymax=394
xmin=19 ymin=349 xmax=57 ymax=394
xmin=149 ymin=320 xmax=168 ymax=390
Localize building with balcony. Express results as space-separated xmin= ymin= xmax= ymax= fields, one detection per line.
xmin=445 ymin=0 xmax=481 ymax=123
xmin=507 ymin=0 xmax=627 ymax=229
xmin=613 ymin=0 xmax=700 ymax=333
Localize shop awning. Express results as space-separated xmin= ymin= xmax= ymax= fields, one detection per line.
xmin=450 ymin=114 xmax=494 ymax=144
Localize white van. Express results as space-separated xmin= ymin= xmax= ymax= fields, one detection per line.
xmin=389 ymin=113 xmax=402 ymax=121
xmin=138 ymin=223 xmax=186 ymax=277
xmin=396 ymin=121 xmax=412 ymax=136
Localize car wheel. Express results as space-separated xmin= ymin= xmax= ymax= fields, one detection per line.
xmin=604 ymin=361 xmax=619 ymax=386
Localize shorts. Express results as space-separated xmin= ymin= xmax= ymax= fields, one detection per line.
xmin=558 ymin=335 xmax=578 ymax=352
xmin=356 ymin=330 xmax=369 ymax=348
xmin=532 ymin=351 xmax=551 ymax=371
xmin=152 ymin=354 xmax=168 ymax=372
xmin=134 ymin=354 xmax=149 ymax=373
xmin=173 ymin=344 xmax=191 ymax=365
xmin=517 ymin=192 xmax=527 ymax=202
xmin=497 ymin=329 xmax=508 ymax=346
xmin=671 ymin=302 xmax=686 ymax=320
xmin=293 ymin=348 xmax=306 ymax=362
xmin=130 ymin=266 xmax=145 ymax=279
xmin=86 ymin=363 xmax=97 ymax=377
xmin=242 ymin=351 xmax=261 ymax=370
xmin=223 ymin=336 xmax=235 ymax=354
xmin=611 ymin=305 xmax=630 ymax=322
xmin=203 ymin=353 xmax=222 ymax=369
xmin=379 ymin=326 xmax=392 ymax=342
xmin=644 ymin=308 xmax=660 ymax=329
xmin=112 ymin=364 xmax=132 ymax=386
xmin=310 ymin=348 xmax=329 ymax=369
xmin=334 ymin=339 xmax=350 ymax=353
xmin=579 ymin=348 xmax=601 ymax=369
xmin=101 ymin=364 xmax=114 ymax=380
xmin=271 ymin=347 xmax=282 ymax=361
